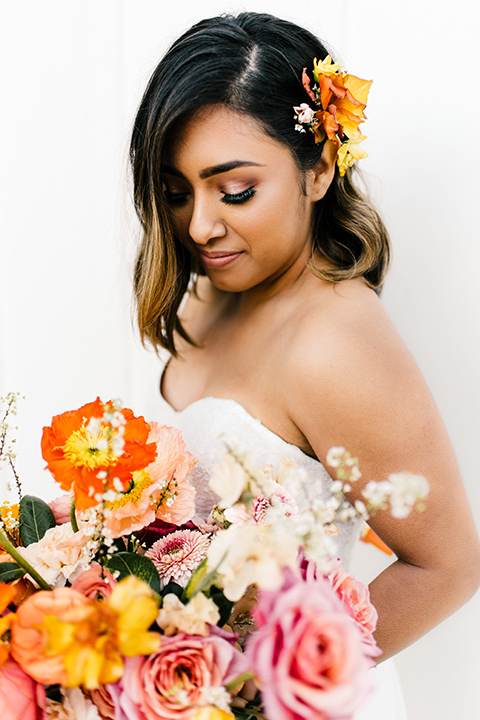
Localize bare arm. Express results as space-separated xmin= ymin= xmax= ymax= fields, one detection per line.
xmin=288 ymin=285 xmax=480 ymax=660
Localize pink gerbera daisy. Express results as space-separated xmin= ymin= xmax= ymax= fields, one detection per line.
xmin=145 ymin=529 xmax=210 ymax=587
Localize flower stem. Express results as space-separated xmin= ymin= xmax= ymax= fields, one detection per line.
xmin=0 ymin=528 xmax=52 ymax=590
xmin=70 ymin=498 xmax=79 ymax=533
xmin=225 ymin=671 xmax=255 ymax=692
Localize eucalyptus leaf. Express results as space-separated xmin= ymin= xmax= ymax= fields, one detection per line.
xmin=105 ymin=552 xmax=161 ymax=594
xmin=0 ymin=561 xmax=26 ymax=583
xmin=19 ymin=495 xmax=56 ymax=546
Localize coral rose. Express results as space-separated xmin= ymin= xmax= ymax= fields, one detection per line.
xmin=116 ymin=633 xmax=245 ymax=720
xmin=10 ymin=587 xmax=90 ymax=685
xmin=71 ymin=564 xmax=117 ymax=600
xmin=0 ymin=658 xmax=46 ymax=720
xmin=324 ymin=558 xmax=381 ymax=657
xmin=246 ymin=569 xmax=375 ymax=720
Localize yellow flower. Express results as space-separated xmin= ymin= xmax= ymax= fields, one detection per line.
xmin=43 ymin=576 xmax=161 ymax=688
xmin=0 ymin=502 xmax=20 ymax=549
xmin=300 ymin=56 xmax=372 ymax=174
xmin=312 ymin=54 xmax=342 ymax=79
xmin=191 ymin=709 xmax=235 ymax=720
xmin=336 ymin=137 xmax=369 ymax=176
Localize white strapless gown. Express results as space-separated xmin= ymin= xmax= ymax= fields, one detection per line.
xmin=149 ymin=376 xmax=408 ymax=720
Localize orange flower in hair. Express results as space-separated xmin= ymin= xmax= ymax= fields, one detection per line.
xmin=293 ymin=55 xmax=372 ymax=176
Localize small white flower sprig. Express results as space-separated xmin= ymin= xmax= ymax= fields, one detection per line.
xmin=0 ymin=391 xmax=24 ymax=502
xmin=78 ymin=400 xmax=129 ymax=564
xmin=202 ymin=445 xmax=430 ymax=602
xmin=326 ymin=446 xmax=430 ymax=521
xmin=204 ymin=446 xmax=343 ymax=601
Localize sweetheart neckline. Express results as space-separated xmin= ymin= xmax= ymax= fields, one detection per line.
xmin=157 ymin=389 xmax=321 ymax=465
xmin=158 ymin=354 xmax=321 ymax=463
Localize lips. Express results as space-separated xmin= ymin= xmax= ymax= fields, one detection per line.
xmin=198 ymin=250 xmax=242 ymax=269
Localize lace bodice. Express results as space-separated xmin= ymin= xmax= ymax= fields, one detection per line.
xmin=148 ymin=365 xmax=364 ymax=568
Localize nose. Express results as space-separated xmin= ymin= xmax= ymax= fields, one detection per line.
xmin=188 ymin=194 xmax=226 ymax=246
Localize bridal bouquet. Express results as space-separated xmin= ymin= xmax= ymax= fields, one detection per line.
xmin=0 ymin=393 xmax=429 ymax=720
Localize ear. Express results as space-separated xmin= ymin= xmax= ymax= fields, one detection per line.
xmin=305 ymin=139 xmax=337 ymax=201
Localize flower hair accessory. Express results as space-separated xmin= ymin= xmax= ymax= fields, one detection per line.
xmin=293 ymin=56 xmax=372 ymax=176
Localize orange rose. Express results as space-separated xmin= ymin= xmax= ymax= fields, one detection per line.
xmin=10 ymin=587 xmax=90 ymax=684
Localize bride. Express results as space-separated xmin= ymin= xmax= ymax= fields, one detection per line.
xmin=129 ymin=11 xmax=480 ymax=718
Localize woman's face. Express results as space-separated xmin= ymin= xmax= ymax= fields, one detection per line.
xmin=163 ymin=105 xmax=329 ymax=295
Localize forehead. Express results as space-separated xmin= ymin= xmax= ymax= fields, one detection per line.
xmin=165 ymin=104 xmax=296 ymax=173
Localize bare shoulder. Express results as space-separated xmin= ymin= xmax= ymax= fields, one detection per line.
xmin=287 ymin=278 xmax=412 ymax=385
xmin=286 ymin=278 xmax=443 ymax=467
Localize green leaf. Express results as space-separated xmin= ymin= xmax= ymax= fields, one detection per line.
xmin=105 ymin=552 xmax=161 ymax=594
xmin=0 ymin=561 xmax=26 ymax=583
xmin=19 ymin=495 xmax=56 ymax=546
xmin=209 ymin=586 xmax=234 ymax=626
xmin=161 ymin=581 xmax=184 ymax=599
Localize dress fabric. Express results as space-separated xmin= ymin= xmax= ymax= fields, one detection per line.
xmin=149 ymin=363 xmax=408 ymax=720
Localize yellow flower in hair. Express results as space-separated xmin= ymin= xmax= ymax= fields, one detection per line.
xmin=312 ymin=54 xmax=342 ymax=78
xmin=336 ymin=137 xmax=369 ymax=176
xmin=295 ymin=55 xmax=372 ymax=174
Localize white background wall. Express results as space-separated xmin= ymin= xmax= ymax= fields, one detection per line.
xmin=1 ymin=1 xmax=479 ymax=717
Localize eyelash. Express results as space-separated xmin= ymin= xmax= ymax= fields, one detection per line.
xmin=221 ymin=187 xmax=256 ymax=205
xmin=164 ymin=187 xmax=256 ymax=205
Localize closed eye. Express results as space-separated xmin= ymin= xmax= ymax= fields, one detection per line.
xmin=164 ymin=189 xmax=189 ymax=204
xmin=221 ymin=187 xmax=256 ymax=205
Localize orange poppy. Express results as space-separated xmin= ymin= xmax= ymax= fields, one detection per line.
xmin=41 ymin=398 xmax=157 ymax=510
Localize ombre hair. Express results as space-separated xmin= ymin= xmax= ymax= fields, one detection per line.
xmin=130 ymin=12 xmax=391 ymax=354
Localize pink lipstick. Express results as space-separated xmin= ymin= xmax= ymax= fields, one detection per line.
xmin=198 ymin=251 xmax=242 ymax=269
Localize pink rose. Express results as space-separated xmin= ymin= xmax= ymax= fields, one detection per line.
xmin=70 ymin=563 xmax=117 ymax=600
xmin=0 ymin=658 xmax=46 ymax=720
xmin=85 ymin=685 xmax=116 ymax=719
xmin=48 ymin=493 xmax=73 ymax=525
xmin=114 ymin=633 xmax=245 ymax=720
xmin=323 ymin=558 xmax=381 ymax=657
xmin=246 ymin=569 xmax=375 ymax=720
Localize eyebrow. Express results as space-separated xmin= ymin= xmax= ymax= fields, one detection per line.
xmin=163 ymin=160 xmax=263 ymax=180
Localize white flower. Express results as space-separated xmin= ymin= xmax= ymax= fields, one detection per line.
xmin=326 ymin=446 xmax=347 ymax=468
xmin=207 ymin=522 xmax=298 ymax=601
xmin=293 ymin=102 xmax=315 ymax=123
xmin=362 ymin=480 xmax=393 ymax=510
xmin=157 ymin=592 xmax=220 ymax=636
xmin=45 ymin=687 xmax=101 ymax=719
xmin=199 ymin=686 xmax=233 ymax=713
xmin=209 ymin=453 xmax=249 ymax=507
xmin=388 ymin=472 xmax=429 ymax=518
xmin=17 ymin=523 xmax=92 ymax=588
